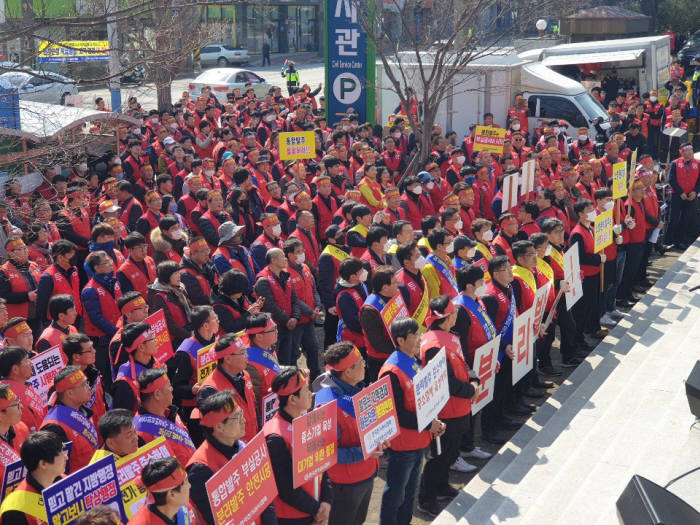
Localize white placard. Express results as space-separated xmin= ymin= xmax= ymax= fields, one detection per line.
xmin=520 ymin=159 xmax=536 ymax=196
xmin=413 ymin=347 xmax=449 ymax=431
xmin=531 ymin=281 xmax=552 ymax=337
xmin=470 ymin=335 xmax=501 ymax=414
xmin=512 ymin=307 xmax=535 ymax=385
xmin=502 ymin=173 xmax=519 ymax=211
xmin=29 ymin=345 xmax=66 ymax=404
xmin=563 ymin=242 xmax=583 ymax=310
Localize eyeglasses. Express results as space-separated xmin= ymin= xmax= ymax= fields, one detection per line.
xmin=231 ymin=350 xmax=247 ymax=357
xmin=79 ymin=346 xmax=96 ymax=354
xmin=262 ymin=327 xmax=278 ymax=334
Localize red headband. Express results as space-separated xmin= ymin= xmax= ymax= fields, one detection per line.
xmin=122 ymin=295 xmax=147 ymax=315
xmin=5 ymin=238 xmax=25 ymax=252
xmin=55 ymin=369 xmax=87 ymax=393
xmin=680 ymin=144 xmax=693 ymax=152
xmin=500 ymin=217 xmax=518 ymax=227
xmin=425 ymin=301 xmax=455 ymax=326
xmin=215 ymin=337 xmax=246 ymax=359
xmin=0 ymin=387 xmax=17 ymax=410
xmin=142 ymin=466 xmax=186 ymax=493
xmin=261 ymin=215 xmax=280 ymax=227
xmin=198 ymin=396 xmax=238 ymax=428
xmin=4 ymin=321 xmax=31 ymax=339
xmin=189 ymin=238 xmax=209 ymax=251
xmin=276 ymin=370 xmax=308 ymax=396
xmin=140 ymin=373 xmax=169 ymax=394
xmin=326 ymin=346 xmax=362 ymax=372
xmin=145 ymin=191 xmax=160 ymax=203
xmin=246 ymin=318 xmax=277 ymax=336
xmin=128 ymin=329 xmax=153 ymax=353
xmin=384 ymin=188 xmax=400 ymax=198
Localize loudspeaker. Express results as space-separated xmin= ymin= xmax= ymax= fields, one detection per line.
xmin=687 ymin=360 xmax=700 ymax=419
xmin=616 ymin=475 xmax=700 ymax=525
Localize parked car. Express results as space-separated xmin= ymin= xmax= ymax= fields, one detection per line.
xmin=677 ymin=30 xmax=700 ymax=75
xmin=0 ymin=69 xmax=78 ymax=104
xmin=188 ymin=68 xmax=271 ymax=102
xmin=200 ymin=44 xmax=249 ymax=67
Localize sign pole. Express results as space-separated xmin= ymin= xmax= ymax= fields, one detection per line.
xmin=106 ymin=0 xmax=122 ymax=111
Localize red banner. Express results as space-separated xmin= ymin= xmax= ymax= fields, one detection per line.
xmin=352 ymin=376 xmax=399 ymax=458
xmin=206 ymin=432 xmax=277 ymax=525
xmin=146 ymin=310 xmax=173 ymax=362
xmin=292 ymin=401 xmax=338 ymax=489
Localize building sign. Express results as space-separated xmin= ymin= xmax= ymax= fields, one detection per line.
xmin=38 ymin=41 xmax=109 ymax=63
xmin=325 ymin=0 xmax=375 ymax=124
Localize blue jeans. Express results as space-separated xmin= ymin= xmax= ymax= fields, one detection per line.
xmin=380 ymin=448 xmax=426 ymax=525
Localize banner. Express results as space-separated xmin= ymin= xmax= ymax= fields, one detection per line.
xmin=531 ymin=282 xmax=552 ymax=338
xmin=197 ymin=343 xmax=217 ymax=383
xmin=520 ymin=159 xmax=536 ymax=196
xmin=262 ymin=392 xmax=279 ymax=424
xmin=502 ymin=173 xmax=519 ymax=212
xmin=381 ymin=294 xmax=410 ymax=341
xmin=29 ymin=345 xmax=65 ymax=405
xmin=386 ymin=113 xmax=407 ymax=127
xmin=473 ymin=126 xmax=507 ymax=155
xmin=629 ymin=149 xmax=638 ymax=175
xmin=147 ymin=310 xmax=174 ymax=363
xmin=512 ymin=307 xmax=535 ymax=385
xmin=115 ymin=437 xmax=172 ymax=520
xmin=206 ymin=432 xmax=277 ymax=525
xmin=279 ymin=132 xmax=316 ymax=160
xmin=38 ymin=41 xmax=109 ymax=63
xmin=563 ymin=243 xmax=583 ymax=310
xmin=352 ymin=375 xmax=399 ymax=458
xmin=612 ymin=161 xmax=628 ymax=199
xmin=594 ymin=210 xmax=614 ymax=253
xmin=470 ymin=336 xmax=501 ymax=414
xmin=291 ymin=401 xmax=338 ymax=489
xmin=413 ymin=347 xmax=449 ymax=431
xmin=43 ymin=455 xmax=126 ymax=525
xmin=325 ymin=0 xmax=374 ymax=124
xmin=0 ymin=459 xmax=25 ymax=500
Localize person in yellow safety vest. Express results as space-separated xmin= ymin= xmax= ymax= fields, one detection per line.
xmin=282 ymin=60 xmax=300 ymax=96
xmin=0 ymin=430 xmax=67 ymax=525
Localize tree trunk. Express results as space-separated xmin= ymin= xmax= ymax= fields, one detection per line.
xmin=20 ymin=0 xmax=35 ymax=67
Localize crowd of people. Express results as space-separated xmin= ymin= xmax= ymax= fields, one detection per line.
xmin=0 ymin=69 xmax=697 ymax=525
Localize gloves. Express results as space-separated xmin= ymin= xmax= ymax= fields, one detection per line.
xmin=600 ymin=253 xmax=607 ymax=263
xmin=613 ymin=224 xmax=622 ymax=235
xmin=615 ymin=236 xmax=623 ymax=244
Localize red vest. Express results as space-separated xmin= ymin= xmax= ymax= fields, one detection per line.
xmin=258 ymin=267 xmax=292 ymax=315
xmin=83 ymin=278 xmax=122 ymax=337
xmin=454 ymin=296 xmax=493 ymax=361
xmin=396 ymin=269 xmax=428 ymax=324
xmin=119 ymin=197 xmax=143 ymax=229
xmin=128 ymin=503 xmax=198 ymax=525
xmin=484 ymin=282 xmax=512 ymax=331
xmin=673 ymin=157 xmax=700 ymax=194
xmin=378 ymin=355 xmax=432 ymax=451
xmin=139 ymin=210 xmax=162 ymax=238
xmin=200 ymin=210 xmax=227 ymax=248
xmin=202 ymin=368 xmax=258 ymax=442
xmin=400 ymin=194 xmax=423 ymax=230
xmin=290 ymin=228 xmax=320 ymax=268
xmin=182 ymin=267 xmax=212 ymax=298
xmin=490 ymin=234 xmax=514 ymax=264
xmin=117 ymin=256 xmax=157 ymax=298
xmin=0 ymin=261 xmax=41 ymax=319
xmin=624 ymin=199 xmax=648 ymax=244
xmin=0 ymin=478 xmax=47 ymax=525
xmin=41 ymin=407 xmax=96 ymax=473
xmin=252 ymin=233 xmax=283 ymax=253
xmin=312 ymin=195 xmax=338 ymax=241
xmin=335 ymin=288 xmax=366 ymax=349
xmin=643 ymin=186 xmax=659 ymax=229
xmin=263 ymin=413 xmax=317 ymax=519
xmin=420 ymin=330 xmax=471 ymax=419
xmin=287 ymin=263 xmax=315 ymax=324
xmin=87 ymin=378 xmax=107 ymax=431
xmin=154 ymin=291 xmax=189 ymax=328
xmin=35 ymin=324 xmax=77 ymax=355
xmin=571 ymin=223 xmax=600 ymax=276
xmin=59 ymin=210 xmax=90 ymax=249
xmin=512 ymin=266 xmax=536 ymax=314
xmin=382 ymin=150 xmax=402 ymax=173
xmin=0 ymin=380 xmax=45 ymax=432
xmin=136 ymin=409 xmax=195 ymax=468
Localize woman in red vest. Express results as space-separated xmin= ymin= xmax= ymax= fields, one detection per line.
xmin=117 ymin=232 xmax=157 ymax=298
xmin=0 ymin=238 xmax=41 ymax=337
xmin=147 ymin=261 xmax=192 ymax=350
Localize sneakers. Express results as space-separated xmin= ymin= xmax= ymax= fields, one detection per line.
xmin=450 ymin=457 xmax=478 ymax=473
xmin=600 ymin=313 xmax=617 ymax=328
xmin=417 ymin=500 xmax=442 ymax=518
xmin=462 ymin=446 xmax=493 ymax=460
xmin=608 ymin=309 xmax=625 ymax=320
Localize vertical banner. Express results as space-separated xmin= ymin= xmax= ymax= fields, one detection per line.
xmin=206 ymin=432 xmax=278 ymax=525
xmin=594 ymin=210 xmax=614 ymax=253
xmin=612 ymin=161 xmax=628 ymax=200
xmin=326 ymin=0 xmax=373 ymax=124
xmin=502 ymin=173 xmax=519 ymax=212
xmin=351 ymin=375 xmax=399 ymax=458
xmin=413 ymin=347 xmax=450 ymax=431
xmin=196 ymin=343 xmax=218 ymax=383
xmin=43 ymin=455 xmax=126 ymax=525
xmin=563 ymin=243 xmax=583 ymax=310
xmin=146 ymin=310 xmax=174 ymax=363
xmin=512 ymin=308 xmax=535 ymax=385
xmin=29 ymin=345 xmax=65 ymax=405
xmin=520 ymin=159 xmax=536 ymax=196
xmin=292 ymin=401 xmax=338 ymax=489
xmin=531 ymin=282 xmax=552 ymax=338
xmin=470 ymin=336 xmax=501 ymax=414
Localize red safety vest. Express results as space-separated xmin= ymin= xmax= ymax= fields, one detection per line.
xmin=484 ymin=282 xmax=512 ymax=331
xmin=571 ymin=223 xmax=600 ymax=276
xmin=623 ymin=199 xmax=648 ymax=244
xmin=0 ymin=478 xmax=48 ymax=525
xmin=335 ymin=287 xmax=366 ymax=349
xmin=490 ymin=234 xmax=514 ymax=264
xmin=252 ymin=232 xmax=283 ymax=254
xmin=420 ymin=330 xmax=471 ymax=418
xmin=0 ymin=380 xmax=45 ymax=432
xmin=59 ymin=209 xmax=90 ymax=250
xmin=117 ymin=256 xmax=157 ymax=298
xmin=181 ymin=267 xmax=212 ymax=298
xmin=312 ymin=195 xmax=338 ymax=241
xmin=257 ymin=267 xmax=292 ymax=315
xmin=290 ymin=228 xmax=320 ymax=268
xmin=153 ymin=291 xmax=188 ymax=328
xmin=83 ymin=278 xmax=122 ymax=337
xmin=396 ymin=269 xmax=429 ymax=326
xmin=0 ymin=261 xmax=41 ymax=319
xmin=287 ymin=263 xmax=315 ymax=324
xmin=673 ymin=157 xmax=700 ymax=194
xmin=202 ymin=368 xmax=258 ymax=442
xmin=139 ymin=210 xmax=163 ymax=239
xmin=263 ymin=412 xmax=318 ymax=519
xmin=512 ymin=265 xmax=536 ymax=314
xmin=119 ymin=196 xmax=143 ymax=230
xmin=41 ymin=407 xmax=97 ymax=473
xmin=399 ymin=194 xmax=423 ymax=230
xmin=454 ymin=296 xmax=494 ymax=361
xmin=35 ymin=324 xmax=77 ymax=356
xmin=128 ymin=503 xmax=198 ymax=525
xmin=135 ymin=408 xmax=195 ymax=468
xmin=643 ymin=186 xmax=659 ymax=229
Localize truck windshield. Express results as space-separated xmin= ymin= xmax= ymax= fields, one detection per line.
xmin=575 ymin=93 xmax=608 ymax=123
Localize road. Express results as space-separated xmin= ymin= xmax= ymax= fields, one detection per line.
xmin=79 ymin=60 xmax=326 ymax=111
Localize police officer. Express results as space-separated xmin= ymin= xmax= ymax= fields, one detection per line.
xmin=282 ymin=60 xmax=300 ymax=96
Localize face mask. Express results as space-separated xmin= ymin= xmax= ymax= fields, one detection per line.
xmin=393 ymin=132 xmax=401 ymax=139
xmin=384 ymin=241 xmax=393 ymax=253
xmin=604 ymin=200 xmax=615 ymax=211
xmin=475 ymin=283 xmax=487 ymax=296
xmin=204 ymin=169 xmax=215 ymax=177
xmin=132 ymin=128 xmax=142 ymax=136
xmin=113 ymin=158 xmax=122 ymax=165
xmin=266 ymin=115 xmax=275 ymax=122
xmin=411 ymin=185 xmax=423 ymax=195
xmin=426 ymin=182 xmax=435 ymax=190
xmin=342 ymin=125 xmax=349 ymax=131
xmin=359 ymin=269 xmax=368 ymax=282
xmin=296 ymin=253 xmax=306 ymax=264
xmin=578 ymin=134 xmax=588 ymax=141
xmin=446 ymin=242 xmax=454 ymax=253
xmin=545 ymin=244 xmax=552 ymax=256
xmin=151 ymin=117 xmax=159 ymax=124
xmin=455 ymin=220 xmax=464 ymax=230
xmin=170 ymin=229 xmax=183 ymax=240
xmin=414 ymin=255 xmax=426 ymax=269
xmin=649 ymin=96 xmax=657 ymax=102
xmin=586 ymin=211 xmax=597 ymax=221
xmin=170 ymin=123 xmax=179 ymax=129
xmin=482 ymin=230 xmax=494 ymax=242
xmin=79 ymin=163 xmax=88 ymax=172
xmin=456 ymin=155 xmax=465 ymax=164
xmin=512 ymin=123 xmax=521 ymax=131
xmin=467 ymin=248 xmax=477 ymax=259
xmin=271 ymin=224 xmax=282 ymax=236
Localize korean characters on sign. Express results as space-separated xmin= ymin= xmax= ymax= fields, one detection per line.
xmin=279 ymin=131 xmax=316 ymax=161
xmin=473 ymin=126 xmax=507 ymax=155
xmin=291 ymin=401 xmax=338 ymax=489
xmin=351 ymin=376 xmax=399 ymax=458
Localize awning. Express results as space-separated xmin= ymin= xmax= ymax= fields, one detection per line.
xmin=541 ymin=49 xmax=645 ymax=66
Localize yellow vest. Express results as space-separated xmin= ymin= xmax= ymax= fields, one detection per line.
xmin=417 ymin=237 xmax=433 ymax=254
xmin=537 ymin=257 xmax=554 ymax=283
xmin=512 ymin=265 xmax=537 ymax=293
xmin=348 ymin=223 xmax=368 ymax=238
xmin=0 ymin=487 xmax=47 ymax=522
xmin=321 ymin=244 xmax=350 ymax=262
xmin=549 ymin=246 xmax=564 ymax=271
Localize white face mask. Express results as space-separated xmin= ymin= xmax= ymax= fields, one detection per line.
xmin=170 ymin=123 xmax=179 ymax=130
xmin=132 ymin=128 xmax=142 ymax=136
xmin=454 ymin=220 xmax=463 ymax=230
xmin=586 ymin=211 xmax=597 ymax=221
xmin=383 ymin=241 xmax=393 ymax=253
xmin=446 ymin=241 xmax=454 ymax=253
xmin=414 ymin=255 xmax=426 ymax=269
xmin=475 ymin=283 xmax=487 ymax=296
xmin=271 ymin=224 xmax=282 ymax=236
xmin=412 ymin=185 xmax=423 ymax=195
xmin=204 ymin=169 xmax=215 ymax=177
xmin=266 ymin=115 xmax=275 ymax=122
xmin=113 ymin=158 xmax=122 ymax=165
xmin=393 ymin=132 xmax=401 ymax=139
xmin=649 ymin=96 xmax=657 ymax=102
xmin=512 ymin=123 xmax=521 ymax=131
xmin=170 ymin=229 xmax=183 ymax=240
xmin=467 ymin=248 xmax=476 ymax=259
xmin=79 ymin=163 xmax=88 ymax=172
xmin=545 ymin=244 xmax=552 ymax=256
xmin=578 ymin=134 xmax=588 ymax=141
xmin=151 ymin=117 xmax=159 ymax=124
xmin=604 ymin=200 xmax=615 ymax=211
xmin=426 ymin=182 xmax=435 ymax=190
xmin=482 ymin=230 xmax=494 ymax=242
xmin=342 ymin=125 xmax=349 ymax=131
xmin=359 ymin=269 xmax=368 ymax=282
xmin=456 ymin=156 xmax=465 ymax=164
xmin=295 ymin=253 xmax=306 ymax=265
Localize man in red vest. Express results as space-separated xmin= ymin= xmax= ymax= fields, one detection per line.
xmin=311 ymin=175 xmax=340 ymax=243
xmin=62 ymin=333 xmax=108 ymax=430
xmin=667 ymin=143 xmax=700 ymax=249
xmin=290 ymin=210 xmax=321 ymax=275
xmin=0 ymin=346 xmax=45 ymax=432
xmin=180 ymin=237 xmax=216 ymax=306
xmin=250 ymin=213 xmax=284 ymax=272
xmin=36 ymin=240 xmax=81 ymax=328
xmin=116 ymin=232 xmax=157 ymax=298
xmin=35 ymin=294 xmax=78 ymax=353
xmin=0 ymin=238 xmax=41 ymax=338
xmin=619 ymin=180 xmax=649 ymax=305
xmin=264 ymin=367 xmax=333 ymax=524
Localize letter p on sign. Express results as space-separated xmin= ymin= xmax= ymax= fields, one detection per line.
xmin=333 ymin=73 xmax=361 ymax=104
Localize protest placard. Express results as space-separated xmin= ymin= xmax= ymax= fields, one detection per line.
xmin=594 ymin=209 xmax=614 ymax=253
xmin=115 ymin=437 xmax=172 ymax=519
xmin=629 ymin=149 xmax=638 ymax=175
xmin=279 ymin=131 xmax=316 ymax=160
xmin=563 ymin=243 xmax=583 ymax=310
xmin=473 ymin=126 xmax=507 ymax=155
xmin=291 ymin=401 xmax=337 ymax=489
xmin=612 ymin=161 xmax=628 ymax=199
xmin=29 ymin=345 xmax=65 ymax=405
xmin=0 ymin=459 xmax=25 ymax=500
xmin=413 ymin=347 xmax=449 ymax=431
xmin=352 ymin=375 xmax=399 ymax=458
xmin=468 ymin=336 xmax=501 ymax=415
xmin=531 ymin=281 xmax=552 ymax=338
xmin=512 ymin=307 xmax=535 ymax=385
xmin=262 ymin=392 xmax=279 ymax=424
xmin=502 ymin=172 xmax=519 ymax=212
xmin=146 ymin=310 xmax=174 ymax=363
xmin=206 ymin=432 xmax=277 ymax=525
xmin=43 ymin=454 xmax=126 ymax=525
xmin=196 ymin=343 xmax=217 ymax=383
xmin=381 ymin=294 xmax=410 ymax=339
xmin=520 ymin=159 xmax=536 ymax=196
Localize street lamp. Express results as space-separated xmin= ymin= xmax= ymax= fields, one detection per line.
xmin=536 ymin=19 xmax=547 ymax=39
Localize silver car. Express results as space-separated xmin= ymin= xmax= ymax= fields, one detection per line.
xmin=188 ymin=68 xmax=272 ymax=103
xmin=0 ymin=69 xmax=78 ymax=105
xmin=200 ymin=44 xmax=249 ymax=67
